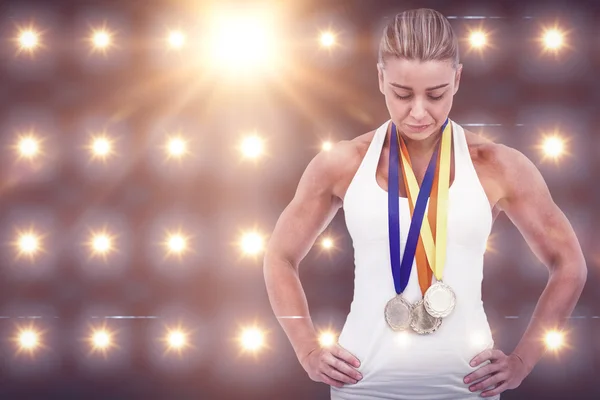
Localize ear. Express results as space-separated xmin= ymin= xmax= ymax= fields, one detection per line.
xmin=377 ymin=63 xmax=385 ymax=95
xmin=453 ymin=64 xmax=463 ymax=94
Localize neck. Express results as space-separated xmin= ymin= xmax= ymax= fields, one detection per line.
xmin=388 ymin=127 xmax=443 ymax=159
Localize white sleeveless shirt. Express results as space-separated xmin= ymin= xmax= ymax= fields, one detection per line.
xmin=331 ymin=119 xmax=500 ymax=400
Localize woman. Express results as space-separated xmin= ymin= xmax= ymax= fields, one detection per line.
xmin=263 ymin=8 xmax=586 ymax=399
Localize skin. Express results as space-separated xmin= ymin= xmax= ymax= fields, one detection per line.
xmin=263 ymin=57 xmax=587 ymax=396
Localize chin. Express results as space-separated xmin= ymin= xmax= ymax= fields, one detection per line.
xmin=402 ymin=123 xmax=437 ymax=139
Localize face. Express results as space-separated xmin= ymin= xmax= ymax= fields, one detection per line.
xmin=378 ymin=58 xmax=462 ymax=141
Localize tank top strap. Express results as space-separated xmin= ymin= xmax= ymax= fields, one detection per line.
xmin=359 ymin=119 xmax=390 ymax=181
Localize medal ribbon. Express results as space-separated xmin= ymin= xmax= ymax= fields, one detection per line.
xmin=399 ymin=119 xmax=452 ymax=282
xmin=388 ymin=122 xmax=439 ymax=295
xmin=399 ymin=133 xmax=439 ymax=296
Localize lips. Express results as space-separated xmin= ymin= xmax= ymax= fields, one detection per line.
xmin=405 ymin=124 xmax=431 ymax=132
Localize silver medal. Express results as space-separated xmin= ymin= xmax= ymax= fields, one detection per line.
xmin=424 ymin=281 xmax=456 ymax=318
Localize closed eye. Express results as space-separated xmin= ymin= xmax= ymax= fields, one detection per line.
xmin=393 ymin=93 xmax=444 ymax=101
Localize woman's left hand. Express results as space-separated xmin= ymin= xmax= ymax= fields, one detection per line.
xmin=463 ymin=349 xmax=530 ymax=397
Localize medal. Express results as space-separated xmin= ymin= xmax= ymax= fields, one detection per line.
xmin=399 ymin=120 xmax=455 ymax=320
xmin=424 ymin=281 xmax=456 ymax=318
xmin=386 ymin=122 xmax=439 ymax=331
xmin=410 ymin=299 xmax=442 ymax=334
xmin=384 ymin=294 xmax=413 ymax=331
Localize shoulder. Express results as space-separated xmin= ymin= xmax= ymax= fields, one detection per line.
xmin=463 ymin=128 xmax=548 ymax=205
xmin=302 ymin=130 xmax=375 ymax=199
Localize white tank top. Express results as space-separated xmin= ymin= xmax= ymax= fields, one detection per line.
xmin=331 ymin=119 xmax=500 ymax=400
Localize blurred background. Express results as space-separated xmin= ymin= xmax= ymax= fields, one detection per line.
xmin=0 ymin=0 xmax=598 ymax=398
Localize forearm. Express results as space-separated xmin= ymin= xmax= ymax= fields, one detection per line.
xmin=263 ymin=254 xmax=319 ymax=364
xmin=511 ymin=263 xmax=587 ymax=373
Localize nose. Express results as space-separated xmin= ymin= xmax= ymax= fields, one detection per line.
xmin=409 ymin=99 xmax=428 ymax=121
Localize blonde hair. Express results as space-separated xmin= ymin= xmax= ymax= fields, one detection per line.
xmin=378 ymin=8 xmax=459 ymax=69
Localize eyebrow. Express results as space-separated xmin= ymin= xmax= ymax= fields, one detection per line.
xmin=390 ymin=83 xmax=449 ymax=91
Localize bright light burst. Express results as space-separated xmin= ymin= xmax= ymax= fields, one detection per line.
xmin=18 ymin=29 xmax=40 ymax=51
xmin=87 ymin=134 xmax=116 ymax=161
xmin=168 ymin=30 xmax=186 ymax=49
xmin=206 ymin=8 xmax=280 ymax=74
xmin=162 ymin=230 xmax=192 ymax=259
xmin=319 ymin=31 xmax=336 ymax=48
xmin=239 ymin=326 xmax=265 ymax=352
xmin=542 ymin=28 xmax=564 ymax=50
xmin=165 ymin=136 xmax=189 ymax=159
xmin=13 ymin=132 xmax=43 ymax=161
xmin=318 ymin=331 xmax=337 ymax=348
xmin=322 ymin=141 xmax=333 ymax=152
xmin=321 ymin=237 xmax=334 ymax=250
xmin=11 ymin=227 xmax=45 ymax=261
xmin=544 ymin=330 xmax=564 ymax=350
xmin=85 ymin=229 xmax=117 ymax=260
xmin=89 ymin=25 xmax=114 ymax=54
xmin=162 ymin=326 xmax=191 ymax=355
xmin=12 ymin=324 xmax=45 ymax=356
xmin=240 ymin=231 xmax=264 ymax=256
xmin=469 ymin=31 xmax=487 ymax=49
xmin=240 ymin=135 xmax=264 ymax=159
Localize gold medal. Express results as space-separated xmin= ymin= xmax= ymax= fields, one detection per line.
xmin=410 ymin=299 xmax=442 ymax=334
xmin=384 ymin=295 xmax=412 ymax=331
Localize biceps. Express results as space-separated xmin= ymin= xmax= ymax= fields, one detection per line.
xmin=503 ymin=195 xmax=576 ymax=269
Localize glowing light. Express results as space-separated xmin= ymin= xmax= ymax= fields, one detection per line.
xmin=318 ymin=331 xmax=337 ymax=348
xmin=163 ymin=231 xmax=191 ymax=257
xmin=167 ymin=330 xmax=187 ymax=350
xmin=18 ymin=29 xmax=40 ymax=50
xmin=322 ymin=141 xmax=333 ymax=152
xmin=14 ymin=327 xmax=43 ymax=355
xmin=239 ymin=327 xmax=265 ymax=352
xmin=168 ymin=31 xmax=185 ymax=49
xmin=86 ymin=230 xmax=116 ymax=258
xmin=166 ymin=136 xmax=188 ymax=159
xmin=240 ymin=231 xmax=264 ymax=255
xmin=394 ymin=331 xmax=411 ymax=347
xmin=542 ymin=28 xmax=564 ymax=50
xmin=91 ymin=330 xmax=112 ymax=350
xmin=240 ymin=135 xmax=264 ymax=159
xmin=542 ymin=136 xmax=565 ymax=158
xmin=12 ymin=228 xmax=44 ymax=261
xmin=15 ymin=134 xmax=41 ymax=160
xmin=321 ymin=237 xmax=334 ymax=249
xmin=544 ymin=330 xmax=564 ymax=350
xmin=19 ymin=330 xmax=39 ymax=349
xmin=89 ymin=27 xmax=114 ymax=53
xmin=470 ymin=331 xmax=487 ymax=348
xmin=88 ymin=135 xmax=115 ymax=161
xmin=319 ymin=31 xmax=336 ymax=48
xmin=469 ymin=31 xmax=487 ymax=49
xmin=206 ymin=10 xmax=279 ymax=74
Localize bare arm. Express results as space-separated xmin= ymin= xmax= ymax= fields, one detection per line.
xmin=496 ymin=146 xmax=587 ymax=373
xmin=263 ymin=142 xmax=353 ymax=365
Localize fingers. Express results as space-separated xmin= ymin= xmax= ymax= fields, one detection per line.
xmin=470 ymin=348 xmax=503 ymax=367
xmin=481 ymin=381 xmax=508 ymax=398
xmin=464 ymin=363 xmax=496 ymax=384
xmin=469 ymin=372 xmax=506 ymax=394
xmin=323 ymin=352 xmax=363 ymax=383
xmin=317 ymin=345 xmax=363 ymax=388
xmin=320 ymin=373 xmax=346 ymax=389
xmin=331 ymin=344 xmax=361 ymax=368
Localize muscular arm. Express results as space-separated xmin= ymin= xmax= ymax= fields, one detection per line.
xmin=495 ymin=145 xmax=587 ymax=373
xmin=263 ymin=142 xmax=354 ymax=365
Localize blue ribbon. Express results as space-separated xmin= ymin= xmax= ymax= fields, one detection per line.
xmin=387 ymin=120 xmax=447 ymax=295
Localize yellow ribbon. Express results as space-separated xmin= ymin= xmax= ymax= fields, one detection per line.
xmin=397 ymin=121 xmax=452 ymax=281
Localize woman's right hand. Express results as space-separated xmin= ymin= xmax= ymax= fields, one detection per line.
xmin=300 ymin=344 xmax=363 ymax=388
